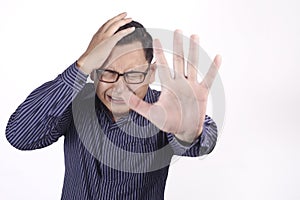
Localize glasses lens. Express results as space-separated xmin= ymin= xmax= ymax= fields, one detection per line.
xmin=98 ymin=70 xmax=118 ymax=83
xmin=125 ymin=72 xmax=145 ymax=84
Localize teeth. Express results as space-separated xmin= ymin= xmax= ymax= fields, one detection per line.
xmin=110 ymin=96 xmax=123 ymax=101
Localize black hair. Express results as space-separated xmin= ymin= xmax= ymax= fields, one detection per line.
xmin=115 ymin=21 xmax=153 ymax=63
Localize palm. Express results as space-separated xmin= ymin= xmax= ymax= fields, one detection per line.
xmin=124 ymin=30 xmax=221 ymax=143
xmin=153 ymin=78 xmax=209 ymax=141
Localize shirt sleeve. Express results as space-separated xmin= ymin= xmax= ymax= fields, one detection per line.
xmin=166 ymin=115 xmax=218 ymax=157
xmin=5 ymin=62 xmax=88 ymax=150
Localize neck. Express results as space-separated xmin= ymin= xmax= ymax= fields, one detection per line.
xmin=111 ymin=111 xmax=129 ymax=122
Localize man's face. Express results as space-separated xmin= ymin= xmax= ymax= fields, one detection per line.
xmin=93 ymin=42 xmax=155 ymax=118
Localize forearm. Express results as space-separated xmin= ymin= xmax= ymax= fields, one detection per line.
xmin=167 ymin=115 xmax=218 ymax=157
xmin=5 ymin=62 xmax=88 ymax=150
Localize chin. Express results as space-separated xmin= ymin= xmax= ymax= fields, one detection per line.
xmin=110 ymin=106 xmax=130 ymax=115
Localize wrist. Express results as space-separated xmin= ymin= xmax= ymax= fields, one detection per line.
xmin=175 ymin=136 xmax=194 ymax=146
xmin=174 ymin=126 xmax=203 ymax=144
xmin=174 ymin=134 xmax=195 ymax=144
xmin=76 ymin=55 xmax=91 ymax=75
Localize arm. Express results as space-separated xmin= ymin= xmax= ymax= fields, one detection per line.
xmin=5 ymin=63 xmax=87 ymax=150
xmin=166 ymin=115 xmax=218 ymax=157
xmin=6 ymin=13 xmax=137 ymax=150
xmin=120 ymin=30 xmax=222 ymax=156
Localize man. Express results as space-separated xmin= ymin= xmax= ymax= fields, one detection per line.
xmin=6 ymin=12 xmax=221 ymax=199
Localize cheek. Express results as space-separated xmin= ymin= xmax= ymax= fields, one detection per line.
xmin=129 ymin=84 xmax=149 ymax=98
xmin=128 ymin=77 xmax=152 ymax=92
xmin=128 ymin=83 xmax=145 ymax=92
xmin=95 ymin=82 xmax=110 ymax=97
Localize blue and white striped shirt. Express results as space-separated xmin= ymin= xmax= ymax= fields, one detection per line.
xmin=6 ymin=62 xmax=218 ymax=200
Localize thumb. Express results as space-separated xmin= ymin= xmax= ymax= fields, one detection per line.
xmin=121 ymin=87 xmax=167 ymax=130
xmin=121 ymin=87 xmax=151 ymax=119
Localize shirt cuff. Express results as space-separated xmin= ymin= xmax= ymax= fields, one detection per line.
xmin=60 ymin=62 xmax=89 ymax=92
xmin=167 ymin=132 xmax=203 ymax=155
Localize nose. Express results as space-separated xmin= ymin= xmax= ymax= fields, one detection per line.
xmin=111 ymin=77 xmax=126 ymax=95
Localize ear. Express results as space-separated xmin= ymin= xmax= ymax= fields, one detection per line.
xmin=149 ymin=62 xmax=157 ymax=83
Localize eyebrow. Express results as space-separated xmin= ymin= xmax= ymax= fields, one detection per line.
xmin=104 ymin=63 xmax=149 ymax=72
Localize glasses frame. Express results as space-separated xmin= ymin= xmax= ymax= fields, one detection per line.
xmin=95 ymin=64 xmax=150 ymax=84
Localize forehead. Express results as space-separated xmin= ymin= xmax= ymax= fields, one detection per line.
xmin=104 ymin=42 xmax=147 ymax=71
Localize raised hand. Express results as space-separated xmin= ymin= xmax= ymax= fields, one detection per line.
xmin=77 ymin=12 xmax=135 ymax=75
xmin=122 ymin=30 xmax=222 ymax=143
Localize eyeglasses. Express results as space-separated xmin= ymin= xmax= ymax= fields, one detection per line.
xmin=95 ymin=65 xmax=150 ymax=84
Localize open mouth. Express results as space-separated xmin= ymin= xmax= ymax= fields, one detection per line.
xmin=107 ymin=95 xmax=126 ymax=104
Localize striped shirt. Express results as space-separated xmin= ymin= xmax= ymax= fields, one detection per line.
xmin=5 ymin=62 xmax=218 ymax=200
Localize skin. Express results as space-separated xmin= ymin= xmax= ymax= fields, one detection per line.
xmin=77 ymin=12 xmax=135 ymax=75
xmin=77 ymin=12 xmax=222 ymax=143
xmin=122 ymin=36 xmax=222 ymax=143
xmin=93 ymin=42 xmax=156 ymax=120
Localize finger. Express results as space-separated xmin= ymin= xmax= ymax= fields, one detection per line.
xmin=105 ymin=17 xmax=133 ymax=36
xmin=111 ymin=26 xmax=135 ymax=42
xmin=99 ymin=12 xmax=128 ymax=33
xmin=84 ymin=27 xmax=135 ymax=70
xmin=153 ymin=39 xmax=172 ymax=83
xmin=121 ymin=88 xmax=167 ymax=129
xmin=121 ymin=87 xmax=151 ymax=119
xmin=173 ymin=30 xmax=185 ymax=77
xmin=202 ymin=55 xmax=222 ymax=88
xmin=187 ymin=34 xmax=199 ymax=81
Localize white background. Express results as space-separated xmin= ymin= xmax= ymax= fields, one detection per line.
xmin=1 ymin=0 xmax=300 ymax=199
